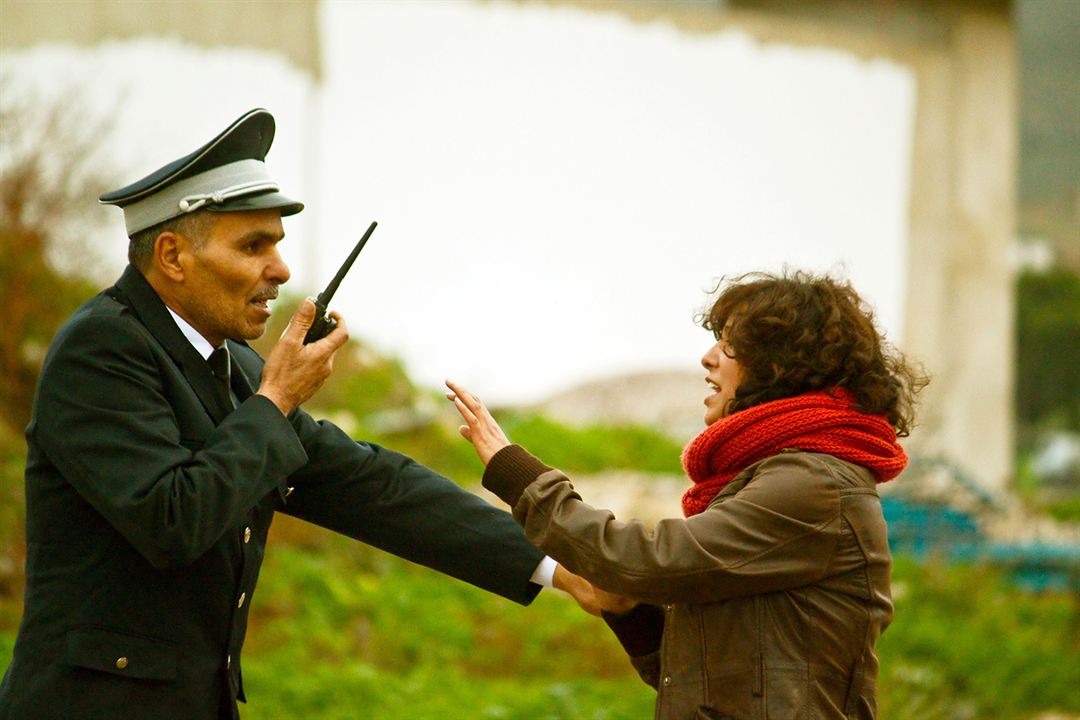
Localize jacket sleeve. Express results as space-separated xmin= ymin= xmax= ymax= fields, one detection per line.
xmin=602 ymin=604 xmax=664 ymax=689
xmin=278 ymin=410 xmax=545 ymax=606
xmin=31 ymin=313 xmax=308 ymax=569
xmin=482 ymin=445 xmax=844 ymax=604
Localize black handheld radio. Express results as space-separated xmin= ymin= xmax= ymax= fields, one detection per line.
xmin=303 ymin=221 xmax=378 ymax=344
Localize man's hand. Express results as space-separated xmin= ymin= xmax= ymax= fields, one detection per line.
xmin=445 ymin=379 xmax=511 ymax=466
xmin=257 ymin=299 xmax=348 ymax=416
xmin=553 ymin=564 xmax=638 ymax=617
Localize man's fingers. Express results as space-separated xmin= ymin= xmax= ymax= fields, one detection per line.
xmin=319 ymin=311 xmax=349 ymax=352
xmin=282 ymin=299 xmax=317 ymax=342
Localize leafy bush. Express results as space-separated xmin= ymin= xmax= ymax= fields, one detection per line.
xmin=238 ymin=550 xmax=1080 ymax=720
xmin=1016 ymin=268 xmax=1080 ymax=432
xmin=878 ymin=556 xmax=1080 ymax=719
xmin=496 ymin=413 xmax=684 ymax=475
xmin=240 ymin=527 xmax=655 ymax=719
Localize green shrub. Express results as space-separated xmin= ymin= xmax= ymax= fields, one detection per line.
xmin=878 ymin=556 xmax=1080 ymax=719
xmin=496 ymin=413 xmax=684 ymax=475
xmin=240 ymin=536 xmax=655 ymax=719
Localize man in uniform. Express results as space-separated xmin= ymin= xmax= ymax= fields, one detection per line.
xmin=0 ymin=109 xmax=592 ymax=719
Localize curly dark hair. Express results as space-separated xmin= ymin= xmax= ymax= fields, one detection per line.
xmin=701 ymin=270 xmax=929 ymax=436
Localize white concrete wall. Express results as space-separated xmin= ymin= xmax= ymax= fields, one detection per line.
xmin=1 ymin=0 xmax=321 ymax=79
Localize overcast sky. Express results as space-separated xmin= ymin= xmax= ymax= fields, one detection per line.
xmin=3 ymin=0 xmax=915 ymax=404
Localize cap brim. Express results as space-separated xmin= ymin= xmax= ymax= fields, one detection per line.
xmin=205 ymin=190 xmax=304 ymax=217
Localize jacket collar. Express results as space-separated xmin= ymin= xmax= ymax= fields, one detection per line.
xmin=112 ymin=264 xmax=235 ymax=422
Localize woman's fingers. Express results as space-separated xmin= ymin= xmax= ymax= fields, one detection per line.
xmin=451 ymin=395 xmax=478 ymax=423
xmin=446 ymin=379 xmax=511 ymax=466
xmin=448 ymin=385 xmax=492 ymax=449
xmin=446 ymin=384 xmax=479 ymax=421
xmin=447 ymin=380 xmax=491 ymax=422
xmin=445 ymin=379 xmax=466 ymax=398
xmin=446 ymin=380 xmax=480 ymax=410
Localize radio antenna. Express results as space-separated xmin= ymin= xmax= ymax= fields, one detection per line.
xmin=317 ymin=220 xmax=378 ymax=307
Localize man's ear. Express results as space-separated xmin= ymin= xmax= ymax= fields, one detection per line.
xmin=153 ymin=231 xmax=186 ymax=282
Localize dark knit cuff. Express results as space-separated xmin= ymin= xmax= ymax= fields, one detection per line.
xmin=602 ymin=603 xmax=665 ymax=658
xmin=482 ymin=444 xmax=553 ymax=507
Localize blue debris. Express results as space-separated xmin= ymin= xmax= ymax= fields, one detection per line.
xmin=882 ymin=458 xmax=1080 ymax=592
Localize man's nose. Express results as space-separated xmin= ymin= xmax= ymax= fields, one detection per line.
xmin=266 ymin=249 xmax=291 ymax=285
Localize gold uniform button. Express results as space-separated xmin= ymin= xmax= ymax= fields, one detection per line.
xmin=662 ymin=676 xmax=671 ymax=687
xmin=243 ymin=527 xmax=252 ymax=544
xmin=226 ymin=654 xmax=232 ymax=670
xmin=237 ymin=592 xmax=247 ymax=608
xmin=115 ymin=657 xmax=129 ymax=670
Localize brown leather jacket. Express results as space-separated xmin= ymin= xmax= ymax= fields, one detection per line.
xmin=483 ymin=446 xmax=893 ymax=720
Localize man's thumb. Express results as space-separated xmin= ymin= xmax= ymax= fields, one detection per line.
xmin=286 ymin=298 xmax=316 ymax=338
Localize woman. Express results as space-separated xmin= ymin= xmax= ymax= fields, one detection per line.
xmin=446 ymin=270 xmax=927 ymax=720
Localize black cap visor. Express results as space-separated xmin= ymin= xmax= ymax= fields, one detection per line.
xmin=204 ymin=190 xmax=304 ymax=217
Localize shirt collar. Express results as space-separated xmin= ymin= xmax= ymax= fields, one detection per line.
xmin=166 ymin=307 xmax=219 ymax=360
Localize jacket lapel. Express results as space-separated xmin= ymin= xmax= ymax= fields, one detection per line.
xmin=224 ymin=339 xmax=257 ymax=403
xmin=112 ymin=265 xmax=234 ymax=423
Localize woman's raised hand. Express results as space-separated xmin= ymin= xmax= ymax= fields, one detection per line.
xmin=445 ymin=380 xmax=511 ymax=466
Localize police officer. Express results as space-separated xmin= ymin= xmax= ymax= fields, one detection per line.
xmin=0 ymin=109 xmax=573 ymax=720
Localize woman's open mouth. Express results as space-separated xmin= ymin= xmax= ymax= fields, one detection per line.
xmin=705 ymin=379 xmax=722 ymax=404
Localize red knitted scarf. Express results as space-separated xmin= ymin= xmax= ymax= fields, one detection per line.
xmin=680 ymin=388 xmax=907 ymax=517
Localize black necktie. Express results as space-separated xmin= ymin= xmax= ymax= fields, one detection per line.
xmin=207 ymin=346 xmax=234 ymax=409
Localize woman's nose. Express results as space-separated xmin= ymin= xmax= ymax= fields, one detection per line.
xmin=701 ymin=343 xmax=719 ymax=370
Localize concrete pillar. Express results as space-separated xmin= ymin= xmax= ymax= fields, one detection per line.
xmin=904 ymin=49 xmax=955 ymax=462
xmin=904 ymin=8 xmax=1017 ymax=493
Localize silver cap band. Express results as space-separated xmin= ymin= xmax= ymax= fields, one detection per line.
xmin=122 ymin=159 xmax=278 ymax=234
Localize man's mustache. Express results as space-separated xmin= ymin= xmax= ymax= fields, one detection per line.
xmin=251 ymin=287 xmax=280 ymax=303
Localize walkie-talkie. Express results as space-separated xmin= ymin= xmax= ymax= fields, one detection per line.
xmin=303 ymin=221 xmax=378 ymax=344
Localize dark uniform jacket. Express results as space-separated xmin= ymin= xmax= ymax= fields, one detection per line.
xmin=483 ymin=445 xmax=893 ymax=720
xmin=0 ymin=265 xmax=543 ymax=720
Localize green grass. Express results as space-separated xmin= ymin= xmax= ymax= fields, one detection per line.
xmin=2 ymin=540 xmax=1078 ymax=719
xmin=240 ymin=549 xmax=1080 ymax=720
xmin=877 ymin=557 xmax=1080 ymax=720
xmin=220 ymin=526 xmax=656 ymax=719
xmin=241 ymin=663 xmax=649 ymax=720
